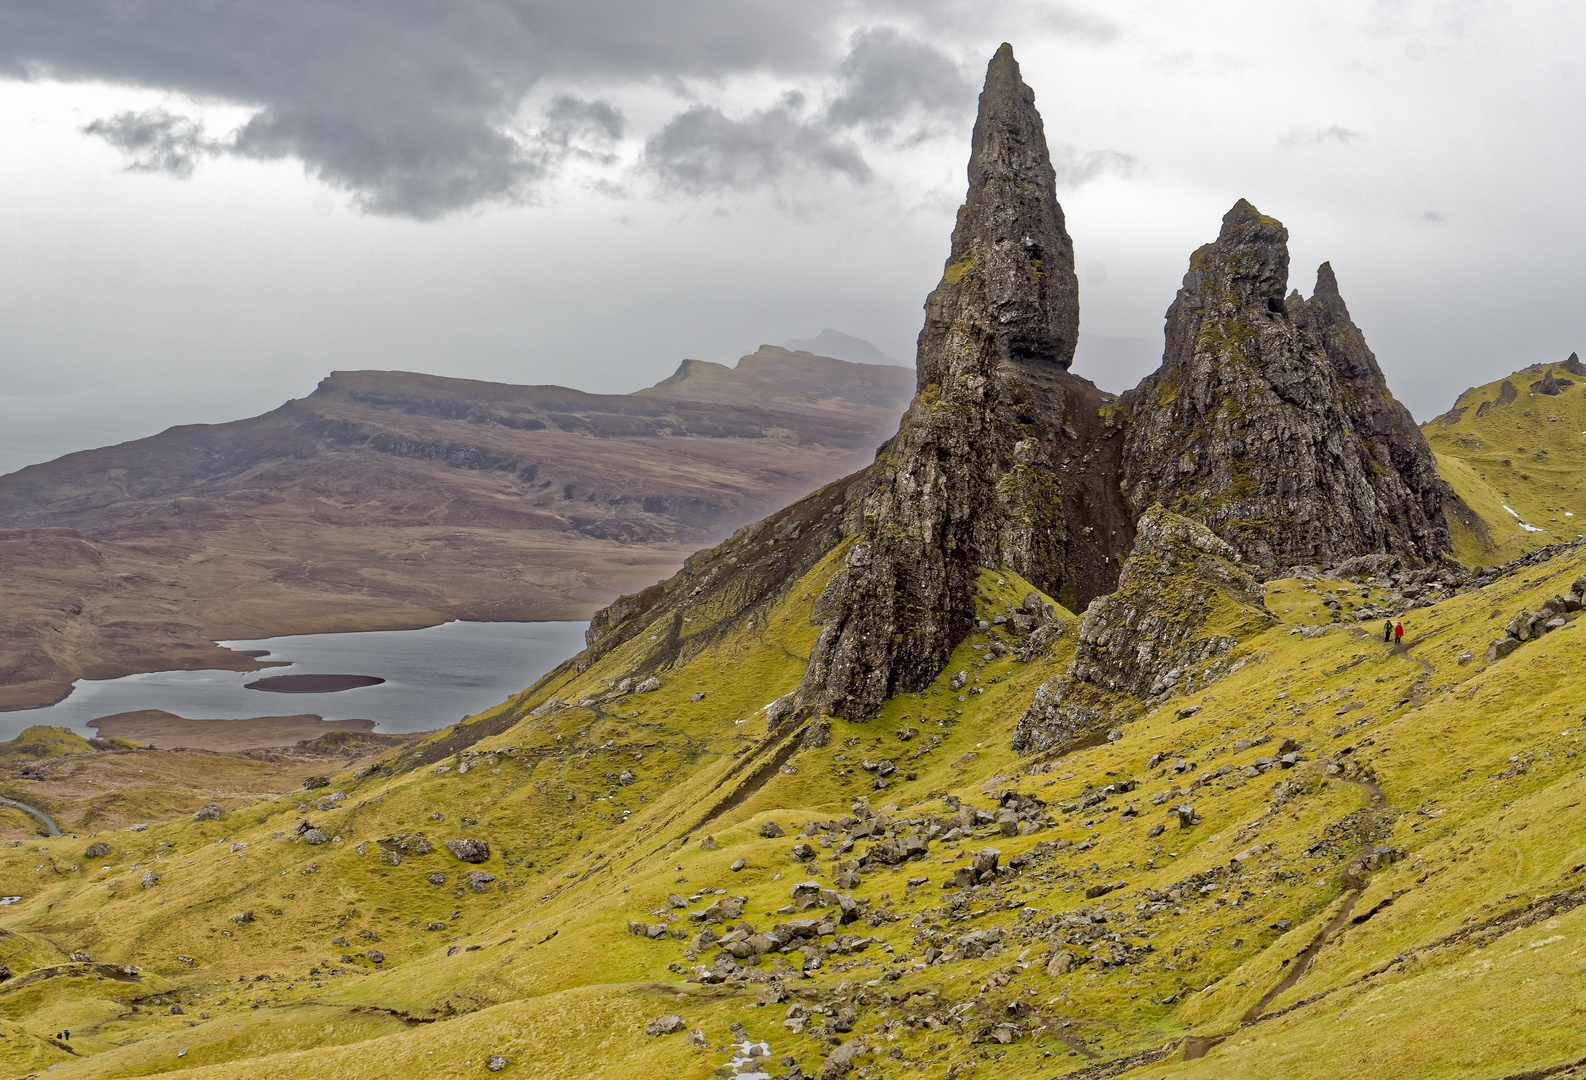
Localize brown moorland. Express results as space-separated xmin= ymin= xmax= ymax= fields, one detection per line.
xmin=0 ymin=347 xmax=911 ymax=712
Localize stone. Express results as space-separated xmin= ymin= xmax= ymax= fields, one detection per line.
xmin=444 ymin=838 xmax=489 ymax=863
xmin=140 ymin=870 xmax=160 ymax=888
xmin=1146 ymin=823 xmax=1165 ymax=838
xmin=468 ymin=871 xmax=496 ymax=893
xmin=731 ymin=858 xmax=747 ymax=872
xmin=84 ymin=842 xmax=110 ymax=860
xmin=618 ymin=769 xmax=637 ymax=785
xmin=646 ymin=1015 xmax=686 ymax=1036
xmin=636 ymin=676 xmax=661 ymax=693
xmin=996 ymin=810 xmax=1019 ymax=837
xmin=699 ymin=836 xmax=719 ymax=851
xmin=303 ymin=776 xmax=330 ymax=790
xmin=758 ymin=982 xmax=790 ymax=1005
xmin=759 ymin=820 xmax=786 ymax=838
xmin=365 ymin=950 xmax=384 ymax=964
xmin=791 ymin=881 xmax=822 ymax=911
xmin=1046 ymin=950 xmax=1074 ymax=976
xmin=1487 ymin=636 xmax=1522 ymax=662
xmin=1173 ymin=805 xmax=1198 ymax=829
xmin=668 ymin=893 xmax=688 ymax=909
xmin=791 ymin=844 xmax=817 ymax=861
xmin=302 ymin=829 xmax=329 ymax=846
xmin=703 ymin=896 xmax=744 ymax=923
xmin=193 ymin=804 xmax=222 ymax=821
xmin=428 ymin=873 xmax=445 ymax=885
xmin=822 ymin=1039 xmax=868 ymax=1078
xmin=486 ymin=1055 xmax=510 ymax=1072
xmin=232 ymin=911 xmax=254 ymax=926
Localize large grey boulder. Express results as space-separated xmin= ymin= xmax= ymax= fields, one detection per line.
xmin=444 ymin=839 xmax=489 ymax=863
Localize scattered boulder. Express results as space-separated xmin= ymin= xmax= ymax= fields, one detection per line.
xmin=467 ymin=871 xmax=497 ymax=893
xmin=303 ymin=776 xmax=330 ymax=790
xmin=759 ymin=821 xmax=786 ymax=838
xmin=444 ymin=839 xmax=490 ymax=864
xmin=703 ymin=896 xmax=744 ymax=923
xmin=699 ymin=836 xmax=719 ymax=851
xmin=428 ymin=873 xmax=446 ymax=885
xmin=193 ymin=804 xmax=222 ymax=821
xmin=232 ymin=911 xmax=254 ymax=927
xmin=636 ymin=676 xmax=662 ymax=694
xmin=618 ymin=769 xmax=638 ymax=785
xmin=365 ymin=950 xmax=384 ymax=964
xmin=1046 ymin=950 xmax=1074 ymax=976
xmin=302 ymin=829 xmax=329 ymax=846
xmin=84 ymin=842 xmax=110 ymax=860
xmin=730 ymin=858 xmax=747 ymax=872
xmin=646 ymin=1015 xmax=686 ymax=1037
xmin=486 ymin=1055 xmax=510 ymax=1072
xmin=140 ymin=870 xmax=161 ymax=888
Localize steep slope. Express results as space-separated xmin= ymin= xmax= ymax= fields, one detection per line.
xmin=0 ymin=350 xmax=911 ymax=711
xmin=1118 ymin=202 xmax=1450 ymax=574
xmin=1422 ymin=354 xmax=1586 ymax=564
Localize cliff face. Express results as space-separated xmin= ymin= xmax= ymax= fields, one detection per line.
xmin=1117 ymin=201 xmax=1448 ymax=575
xmin=795 ymin=44 xmax=1132 ymax=721
xmin=1289 ymin=263 xmax=1450 ymax=560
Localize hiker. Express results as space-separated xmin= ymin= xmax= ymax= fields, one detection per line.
xmin=1382 ymin=618 xmax=1393 ymax=643
xmin=1394 ymin=621 xmax=1404 ymax=645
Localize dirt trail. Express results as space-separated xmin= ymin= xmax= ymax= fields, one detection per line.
xmin=1183 ymin=769 xmax=1386 ymax=1060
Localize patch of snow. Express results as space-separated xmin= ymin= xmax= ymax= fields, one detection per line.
xmin=1502 ymin=504 xmax=1545 ymax=532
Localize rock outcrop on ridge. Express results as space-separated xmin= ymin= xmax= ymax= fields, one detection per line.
xmin=1013 ymin=506 xmax=1274 ymax=753
xmin=1289 ymin=262 xmax=1450 ymax=560
xmin=795 ymin=44 xmax=1134 ymax=721
xmin=1118 ymin=201 xmax=1450 ymax=575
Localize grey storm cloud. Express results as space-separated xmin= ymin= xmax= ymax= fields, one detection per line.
xmin=642 ymin=27 xmax=973 ymax=194
xmin=0 ymin=1 xmax=1121 ymax=217
xmin=81 ymin=107 xmax=221 ymax=178
xmin=1279 ymin=125 xmax=1366 ymax=148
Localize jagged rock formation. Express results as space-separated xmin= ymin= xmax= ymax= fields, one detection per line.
xmin=1118 ymin=201 xmax=1449 ymax=574
xmin=794 ymin=44 xmax=1133 ymax=721
xmin=1012 ymin=506 xmax=1273 ymax=753
xmin=1289 ymin=262 xmax=1451 ymax=561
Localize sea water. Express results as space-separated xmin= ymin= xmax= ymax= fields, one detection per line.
xmin=0 ymin=620 xmax=589 ymax=742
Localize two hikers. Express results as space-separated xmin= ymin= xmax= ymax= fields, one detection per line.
xmin=1382 ymin=619 xmax=1405 ymax=644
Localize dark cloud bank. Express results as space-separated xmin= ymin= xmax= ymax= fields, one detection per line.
xmin=0 ymin=2 xmax=1132 ymax=217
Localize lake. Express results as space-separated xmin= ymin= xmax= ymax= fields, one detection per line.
xmin=0 ymin=620 xmax=589 ymax=743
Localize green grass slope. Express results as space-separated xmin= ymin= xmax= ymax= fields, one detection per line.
xmin=6 ymin=487 xmax=1586 ymax=1078
xmin=1424 ymin=358 xmax=1586 ymax=564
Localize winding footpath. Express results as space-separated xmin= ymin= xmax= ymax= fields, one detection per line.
xmin=0 ymin=793 xmax=62 ymax=836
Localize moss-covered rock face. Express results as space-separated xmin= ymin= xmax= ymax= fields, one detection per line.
xmin=1118 ymin=201 xmax=1450 ymax=575
xmin=1013 ymin=506 xmax=1275 ymax=753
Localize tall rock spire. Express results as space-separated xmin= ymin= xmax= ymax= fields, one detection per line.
xmin=797 ymin=44 xmax=1131 ymax=720
xmin=1118 ymin=201 xmax=1449 ymax=573
xmin=919 ymin=42 xmax=1080 ymax=382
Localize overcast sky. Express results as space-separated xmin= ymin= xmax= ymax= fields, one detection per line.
xmin=2 ymin=1 xmax=1583 ymax=475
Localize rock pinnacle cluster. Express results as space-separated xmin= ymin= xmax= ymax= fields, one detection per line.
xmin=596 ymin=44 xmax=1452 ymax=732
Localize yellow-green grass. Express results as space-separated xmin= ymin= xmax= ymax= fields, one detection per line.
xmin=7 ymin=539 xmax=1586 ymax=1078
xmin=1425 ymin=361 xmax=1586 ymax=564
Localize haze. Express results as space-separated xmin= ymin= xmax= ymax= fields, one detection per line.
xmin=2 ymin=0 xmax=1582 ymax=475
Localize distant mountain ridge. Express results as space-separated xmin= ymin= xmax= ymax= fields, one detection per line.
xmin=0 ymin=347 xmax=912 ymax=711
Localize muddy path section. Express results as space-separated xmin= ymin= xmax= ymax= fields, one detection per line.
xmin=1239 ymin=773 xmax=1384 ymax=1023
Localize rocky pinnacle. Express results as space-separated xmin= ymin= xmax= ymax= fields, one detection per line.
xmin=797 ymin=44 xmax=1130 ymax=721
xmin=1118 ymin=200 xmax=1449 ymax=574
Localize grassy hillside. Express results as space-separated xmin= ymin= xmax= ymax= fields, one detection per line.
xmin=5 ymin=468 xmax=1586 ymax=1079
xmin=1424 ymin=357 xmax=1586 ymax=565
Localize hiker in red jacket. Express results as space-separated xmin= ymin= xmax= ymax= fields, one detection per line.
xmin=1394 ymin=621 xmax=1404 ymax=644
